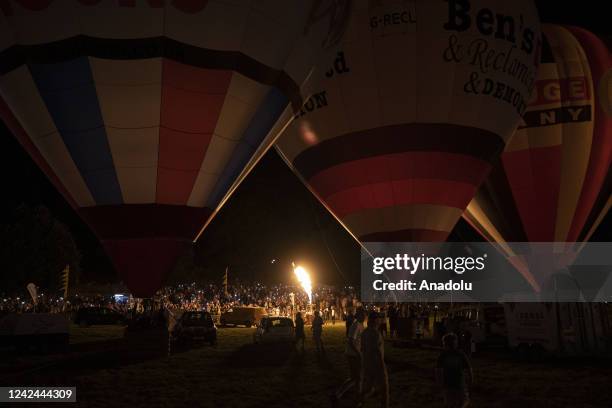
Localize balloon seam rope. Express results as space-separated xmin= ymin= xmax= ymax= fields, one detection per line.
xmin=193 ymin=107 xmax=294 ymax=242
xmin=273 ymin=145 xmax=373 ymax=259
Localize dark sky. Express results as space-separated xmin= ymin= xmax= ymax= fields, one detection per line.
xmin=0 ymin=2 xmax=610 ymax=287
xmin=535 ymin=1 xmax=611 ymax=38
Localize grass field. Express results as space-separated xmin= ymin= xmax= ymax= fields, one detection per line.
xmin=3 ymin=324 xmax=612 ymax=407
xmin=69 ymin=324 xmax=126 ymax=345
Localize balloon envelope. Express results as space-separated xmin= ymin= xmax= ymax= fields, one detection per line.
xmin=464 ymin=25 xmax=612 ymax=290
xmin=276 ymin=0 xmax=540 ymax=243
xmin=0 ymin=0 xmax=345 ymax=296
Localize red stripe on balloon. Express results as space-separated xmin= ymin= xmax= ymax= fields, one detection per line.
xmin=359 ymin=229 xmax=451 ymax=242
xmin=80 ymin=204 xmax=212 ymax=297
xmin=78 ymin=204 xmax=212 ymax=239
xmin=103 ymin=238 xmax=189 ymax=298
xmin=293 ymin=124 xmax=504 ymax=180
xmin=156 ymin=165 xmax=200 ymax=205
xmin=308 ymin=152 xmax=491 ymax=198
xmin=502 ymin=145 xmax=562 ymax=241
xmin=323 ymin=179 xmax=477 ymax=219
xmin=157 ymin=59 xmax=232 ymax=204
xmin=0 ymin=94 xmax=78 ymax=209
xmin=565 ymin=26 xmax=612 ymax=242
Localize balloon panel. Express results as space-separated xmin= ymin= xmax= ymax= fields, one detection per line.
xmin=0 ymin=65 xmax=95 ymax=206
xmin=1 ymin=56 xmax=284 ymax=210
xmin=564 ymin=27 xmax=612 ymax=243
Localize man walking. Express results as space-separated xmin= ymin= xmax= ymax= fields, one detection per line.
xmin=435 ymin=333 xmax=473 ymax=408
xmin=360 ymin=312 xmax=389 ymax=408
xmin=378 ymin=308 xmax=388 ymax=337
xmin=295 ymin=312 xmax=305 ymax=353
xmin=345 ymin=308 xmax=354 ymax=337
xmin=312 ymin=310 xmax=325 ymax=355
xmin=388 ymin=305 xmax=398 ymax=338
xmin=332 ymin=307 xmax=365 ymax=406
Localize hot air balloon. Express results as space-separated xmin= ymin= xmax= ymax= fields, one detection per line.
xmin=463 ymin=24 xmax=612 ymax=291
xmin=274 ymin=0 xmax=540 ymax=245
xmin=0 ymin=0 xmax=349 ymax=297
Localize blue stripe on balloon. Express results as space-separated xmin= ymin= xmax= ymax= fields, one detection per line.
xmin=205 ymin=87 xmax=288 ymax=209
xmin=28 ymin=57 xmax=123 ymax=206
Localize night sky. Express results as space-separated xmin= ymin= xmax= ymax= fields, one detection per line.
xmin=0 ymin=2 xmax=610 ymax=288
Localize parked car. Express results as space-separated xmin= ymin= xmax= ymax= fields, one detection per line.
xmin=74 ymin=307 xmax=125 ymax=327
xmin=172 ymin=311 xmax=217 ymax=346
xmin=220 ymin=306 xmax=266 ymax=327
xmin=253 ymin=317 xmax=295 ymax=344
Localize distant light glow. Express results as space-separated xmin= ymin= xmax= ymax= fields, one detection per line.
xmin=299 ymin=121 xmax=318 ymax=145
xmin=293 ymin=265 xmax=312 ymax=304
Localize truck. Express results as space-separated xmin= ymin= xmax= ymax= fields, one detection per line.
xmin=220 ymin=306 xmax=267 ymax=327
xmin=503 ymin=302 xmax=612 ymax=357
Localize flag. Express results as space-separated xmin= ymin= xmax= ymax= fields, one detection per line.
xmin=223 ymin=266 xmax=228 ymax=296
xmin=26 ymin=283 xmax=37 ymax=304
xmin=60 ymin=265 xmax=70 ymax=298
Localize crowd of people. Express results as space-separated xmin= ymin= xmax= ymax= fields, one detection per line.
xmin=157 ymin=281 xmax=359 ymax=319
xmin=0 ymin=281 xmax=361 ymax=321
xmin=1 ymin=282 xmax=474 ymax=407
xmin=328 ymin=307 xmax=473 ymax=408
xmin=0 ymin=293 xmax=125 ymax=316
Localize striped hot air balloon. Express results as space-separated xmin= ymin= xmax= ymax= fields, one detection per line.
xmin=275 ymin=0 xmax=541 ymax=244
xmin=0 ymin=0 xmax=349 ymax=297
xmin=464 ymin=24 xmax=612 ymax=291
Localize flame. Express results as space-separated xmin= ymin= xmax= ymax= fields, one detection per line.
xmin=293 ymin=265 xmax=312 ymax=304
